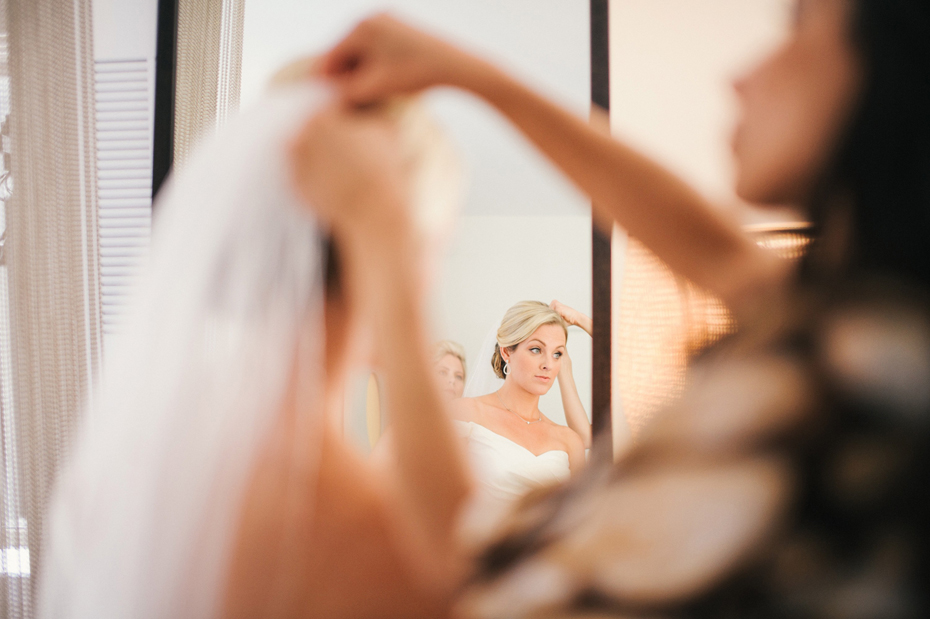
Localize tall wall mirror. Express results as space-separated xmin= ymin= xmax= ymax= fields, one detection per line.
xmin=240 ymin=1 xmax=596 ymax=452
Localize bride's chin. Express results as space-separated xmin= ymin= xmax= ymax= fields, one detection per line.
xmin=528 ymin=382 xmax=553 ymax=396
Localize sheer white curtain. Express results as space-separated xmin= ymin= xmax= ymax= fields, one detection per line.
xmin=174 ymin=0 xmax=246 ymax=168
xmin=0 ymin=0 xmax=100 ymax=616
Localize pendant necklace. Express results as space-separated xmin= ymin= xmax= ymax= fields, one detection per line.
xmin=496 ymin=390 xmax=542 ymax=424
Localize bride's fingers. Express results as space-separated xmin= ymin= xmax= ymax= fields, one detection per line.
xmin=321 ymin=16 xmax=396 ymax=104
xmin=550 ymin=300 xmax=572 ymax=322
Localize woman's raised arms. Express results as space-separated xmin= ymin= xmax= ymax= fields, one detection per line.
xmin=320 ymin=15 xmax=789 ymax=322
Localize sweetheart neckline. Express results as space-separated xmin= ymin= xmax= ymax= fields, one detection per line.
xmin=462 ymin=421 xmax=570 ymax=460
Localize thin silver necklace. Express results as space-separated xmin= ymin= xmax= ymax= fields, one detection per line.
xmin=496 ymin=390 xmax=542 ymax=424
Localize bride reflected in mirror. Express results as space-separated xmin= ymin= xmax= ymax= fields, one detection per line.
xmin=453 ymin=301 xmax=586 ymax=513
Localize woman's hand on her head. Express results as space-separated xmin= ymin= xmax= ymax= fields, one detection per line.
xmin=550 ymin=300 xmax=593 ymax=336
xmin=289 ymin=102 xmax=413 ymax=243
xmin=558 ymin=348 xmax=573 ymax=373
xmin=550 ymin=300 xmax=579 ymax=325
xmin=320 ymin=13 xmax=476 ymax=105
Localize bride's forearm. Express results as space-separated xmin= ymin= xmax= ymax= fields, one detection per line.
xmin=347 ymin=229 xmax=472 ymax=557
xmin=558 ymin=361 xmax=591 ymax=449
xmin=575 ymin=313 xmax=593 ymax=338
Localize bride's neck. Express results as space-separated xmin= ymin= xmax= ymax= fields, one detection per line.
xmin=497 ymin=380 xmax=539 ymax=418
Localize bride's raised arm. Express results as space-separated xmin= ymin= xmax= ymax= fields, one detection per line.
xmin=290 ymin=101 xmax=473 ymax=569
xmin=549 ymin=300 xmax=592 ymax=448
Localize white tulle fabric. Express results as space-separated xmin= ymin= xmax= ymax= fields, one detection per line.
xmin=463 ymin=322 xmax=505 ymax=398
xmin=37 ymin=86 xmax=330 ymax=619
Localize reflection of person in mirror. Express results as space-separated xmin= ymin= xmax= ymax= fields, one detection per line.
xmin=53 ymin=0 xmax=930 ymax=617
xmin=452 ymin=301 xmax=586 ymax=508
xmin=433 ymin=340 xmax=466 ymax=401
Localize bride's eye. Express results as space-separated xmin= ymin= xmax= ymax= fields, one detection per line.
xmin=554 ymin=351 xmax=563 ymax=358
xmin=530 ymin=347 xmax=541 ymax=354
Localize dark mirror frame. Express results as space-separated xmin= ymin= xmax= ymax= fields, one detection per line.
xmin=152 ymin=0 xmax=178 ymax=199
xmin=590 ymin=0 xmax=612 ymax=460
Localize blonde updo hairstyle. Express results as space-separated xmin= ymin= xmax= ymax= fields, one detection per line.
xmin=434 ymin=340 xmax=467 ymax=381
xmin=492 ymin=301 xmax=568 ymax=380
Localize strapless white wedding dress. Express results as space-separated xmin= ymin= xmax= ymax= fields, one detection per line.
xmin=455 ymin=421 xmax=570 ymax=540
xmin=455 ymin=421 xmax=570 ymax=501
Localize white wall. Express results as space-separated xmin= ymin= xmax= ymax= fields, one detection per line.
xmin=608 ymin=0 xmax=792 ymax=206
xmin=241 ymin=0 xmax=590 ymax=218
xmin=93 ymin=0 xmax=157 ymax=60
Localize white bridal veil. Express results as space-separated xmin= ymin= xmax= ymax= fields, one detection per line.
xmin=38 ymin=85 xmax=328 ymax=618
xmin=37 ymin=82 xmax=459 ymax=618
xmin=463 ymin=323 xmax=505 ymax=399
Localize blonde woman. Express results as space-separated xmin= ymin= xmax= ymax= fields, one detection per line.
xmin=433 ymin=339 xmax=467 ymax=401
xmin=453 ymin=301 xmax=586 ymax=507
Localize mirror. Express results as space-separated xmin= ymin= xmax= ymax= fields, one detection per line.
xmin=240 ymin=1 xmax=594 ymax=456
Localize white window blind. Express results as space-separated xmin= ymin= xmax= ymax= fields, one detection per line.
xmin=93 ymin=0 xmax=158 ymax=348
xmin=95 ymin=57 xmax=153 ymax=340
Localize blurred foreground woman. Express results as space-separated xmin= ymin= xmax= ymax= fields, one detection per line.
xmin=320 ymin=0 xmax=930 ymax=617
